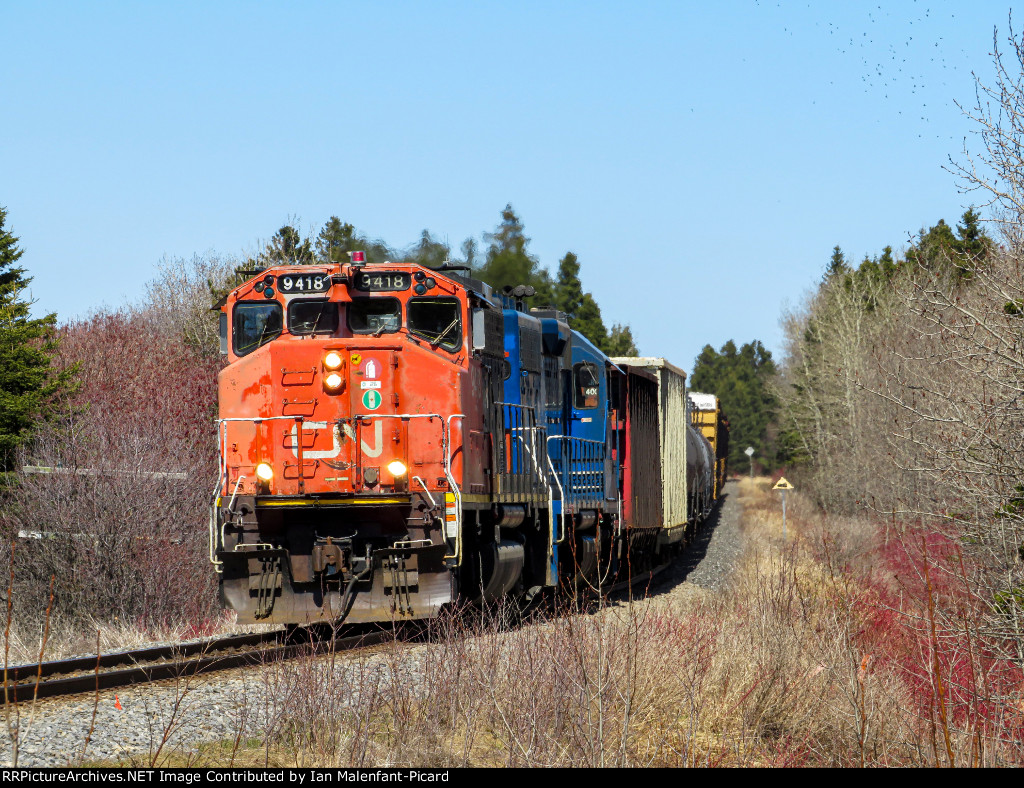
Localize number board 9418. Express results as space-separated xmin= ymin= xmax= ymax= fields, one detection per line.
xmin=279 ymin=273 xmax=330 ymax=294
xmin=354 ymin=272 xmax=410 ymax=292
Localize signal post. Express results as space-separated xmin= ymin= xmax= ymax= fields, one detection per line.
xmin=773 ymin=476 xmax=794 ymax=541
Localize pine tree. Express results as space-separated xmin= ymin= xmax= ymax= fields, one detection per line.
xmin=476 ymin=204 xmax=545 ymax=294
xmin=955 ymin=208 xmax=989 ymax=259
xmin=605 ymin=324 xmax=639 ymax=356
xmin=825 ymin=245 xmax=848 ymax=281
xmin=251 ymin=224 xmax=315 ymax=268
xmin=878 ymin=245 xmax=897 ymax=278
xmin=315 ymin=217 xmax=391 ymax=265
xmin=904 ymin=211 xmax=993 ymax=283
xmin=403 ymin=229 xmax=449 ymax=269
xmin=573 ymin=293 xmax=608 ymax=349
xmin=905 ymin=218 xmax=958 ymax=273
xmin=316 ymin=217 xmax=359 ymax=264
xmin=554 ymin=252 xmax=585 ymax=317
xmin=690 ymin=339 xmax=778 ymax=469
xmin=531 ymin=269 xmax=555 ymax=310
xmin=0 ymin=206 xmax=73 ymax=473
xmin=951 ymin=208 xmax=993 ymax=281
xmin=459 ymin=238 xmax=477 ymax=270
xmin=551 ymin=250 xmax=638 ymax=353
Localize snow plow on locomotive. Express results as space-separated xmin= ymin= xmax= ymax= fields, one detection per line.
xmin=209 ymin=255 xmax=728 ymax=625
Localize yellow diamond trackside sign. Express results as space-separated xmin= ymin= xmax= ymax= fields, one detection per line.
xmin=773 ymin=477 xmax=794 ymax=490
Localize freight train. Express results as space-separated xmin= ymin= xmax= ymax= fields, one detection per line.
xmin=209 ymin=255 xmax=729 ymax=625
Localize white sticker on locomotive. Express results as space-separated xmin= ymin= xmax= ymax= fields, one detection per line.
xmin=360 ymin=380 xmax=382 ymax=390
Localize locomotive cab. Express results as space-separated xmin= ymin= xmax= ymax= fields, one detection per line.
xmin=212 ymin=260 xmax=485 ymax=624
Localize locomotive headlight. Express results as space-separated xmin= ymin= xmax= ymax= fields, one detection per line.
xmin=255 ymin=462 xmax=274 ymax=483
xmin=387 ymin=460 xmax=408 ymax=477
xmin=323 ymin=351 xmax=343 ymax=370
xmin=324 ymin=372 xmax=343 ymax=390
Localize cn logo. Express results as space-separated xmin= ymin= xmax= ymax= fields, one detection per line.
xmin=290 ymin=421 xmax=383 ymax=459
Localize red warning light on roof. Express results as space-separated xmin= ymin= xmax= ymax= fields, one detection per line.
xmin=350 ymin=251 xmax=366 ymax=263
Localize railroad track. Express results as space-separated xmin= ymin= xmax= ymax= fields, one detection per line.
xmin=0 ymin=535 xmax=703 ymax=708
xmin=1 ymin=626 xmax=395 ymax=706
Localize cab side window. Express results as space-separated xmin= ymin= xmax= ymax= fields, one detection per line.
xmin=233 ymin=302 xmax=282 ymax=356
xmin=573 ymin=362 xmax=600 ymax=409
xmin=408 ymin=298 xmax=461 ymax=352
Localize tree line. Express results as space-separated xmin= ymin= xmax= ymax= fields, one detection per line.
xmin=769 ymin=23 xmax=1024 ymax=671
xmin=776 ymin=207 xmax=995 ymax=512
xmin=244 ymin=204 xmax=639 ymax=357
xmin=248 ymin=207 xmax=792 ymax=464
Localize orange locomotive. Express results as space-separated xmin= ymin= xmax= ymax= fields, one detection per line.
xmin=212 ymin=257 xmax=496 ymax=624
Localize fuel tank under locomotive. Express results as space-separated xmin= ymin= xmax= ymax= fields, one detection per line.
xmin=216 ymin=497 xmax=456 ymax=625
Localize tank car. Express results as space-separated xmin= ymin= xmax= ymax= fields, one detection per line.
xmin=688 ymin=392 xmax=730 ymax=501
xmin=209 ymin=255 xmax=725 ymax=625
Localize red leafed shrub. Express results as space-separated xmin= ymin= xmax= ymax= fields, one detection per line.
xmin=853 ymin=525 xmax=1024 ymax=761
xmin=1 ymin=306 xmax=226 ymax=630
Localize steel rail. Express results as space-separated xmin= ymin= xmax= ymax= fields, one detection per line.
xmin=2 ymin=628 xmax=392 ymax=706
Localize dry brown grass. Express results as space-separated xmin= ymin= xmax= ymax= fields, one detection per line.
xmin=1 ymin=611 xmax=277 ymax=666
xmin=21 ymin=476 xmax=1021 ymax=767
xmin=205 ymin=477 xmax=1000 ymax=767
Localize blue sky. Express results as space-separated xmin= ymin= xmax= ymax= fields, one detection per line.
xmin=0 ymin=1 xmax=1013 ymax=371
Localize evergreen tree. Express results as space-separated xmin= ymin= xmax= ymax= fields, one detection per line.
xmin=950 ymin=208 xmax=993 ymax=280
xmin=904 ymin=210 xmax=993 ymax=283
xmin=877 ymin=245 xmax=896 ymax=278
xmin=0 ymin=207 xmax=73 ymax=473
xmin=475 ymin=204 xmax=546 ymax=294
xmin=955 ymin=207 xmax=989 ymax=259
xmin=905 ymin=218 xmax=958 ymax=274
xmin=551 ymin=250 xmax=640 ymax=354
xmin=316 ymin=217 xmax=359 ymax=264
xmin=825 ymin=245 xmax=848 ymax=281
xmin=403 ymin=229 xmax=449 ymax=269
xmin=531 ymin=269 xmax=555 ymax=310
xmin=554 ymin=252 xmax=585 ymax=317
xmin=573 ymin=292 xmax=608 ymax=349
xmin=690 ymin=339 xmax=778 ymax=469
xmin=459 ymin=237 xmax=477 ymax=270
xmin=316 ymin=217 xmax=391 ymax=265
xmin=251 ymin=224 xmax=315 ymax=268
xmin=605 ymin=323 xmax=639 ymax=356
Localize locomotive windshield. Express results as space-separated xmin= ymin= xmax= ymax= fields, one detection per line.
xmin=349 ymin=298 xmax=401 ymax=335
xmin=408 ymin=298 xmax=461 ymax=352
xmin=288 ymin=300 xmax=339 ymax=335
xmin=233 ymin=302 xmax=282 ymax=356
